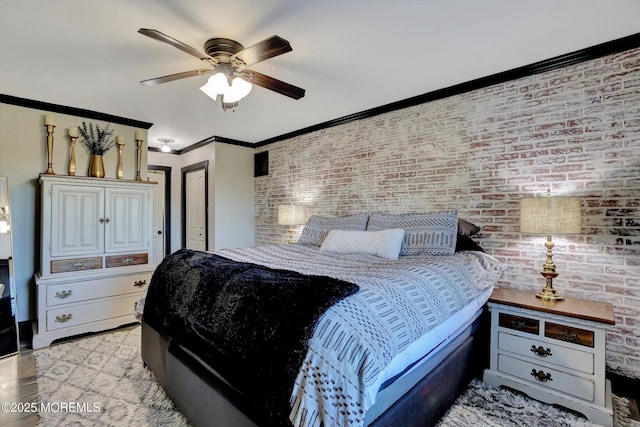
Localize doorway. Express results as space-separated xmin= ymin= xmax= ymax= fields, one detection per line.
xmin=147 ymin=166 xmax=171 ymax=265
xmin=182 ymin=161 xmax=208 ymax=250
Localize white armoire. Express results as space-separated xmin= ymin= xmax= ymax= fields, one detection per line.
xmin=33 ymin=175 xmax=155 ymax=348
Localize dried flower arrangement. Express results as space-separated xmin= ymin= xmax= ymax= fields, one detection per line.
xmin=78 ymin=122 xmax=115 ymax=155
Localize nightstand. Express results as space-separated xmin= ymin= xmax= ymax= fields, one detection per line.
xmin=483 ymin=288 xmax=615 ymax=426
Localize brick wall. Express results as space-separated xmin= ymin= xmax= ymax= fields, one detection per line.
xmin=255 ymin=48 xmax=640 ymax=378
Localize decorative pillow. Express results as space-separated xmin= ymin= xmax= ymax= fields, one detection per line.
xmin=297 ymin=213 xmax=369 ymax=247
xmin=367 ymin=211 xmax=458 ymax=256
xmin=319 ymin=229 xmax=405 ymax=260
xmin=455 ymin=234 xmax=485 ymax=253
xmin=458 ymin=218 xmax=481 ymax=236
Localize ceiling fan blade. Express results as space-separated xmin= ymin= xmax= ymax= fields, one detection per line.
xmin=245 ymin=70 xmax=305 ymax=99
xmin=140 ymin=69 xmax=214 ymax=86
xmin=138 ymin=28 xmax=212 ymax=61
xmin=232 ymin=36 xmax=292 ymax=67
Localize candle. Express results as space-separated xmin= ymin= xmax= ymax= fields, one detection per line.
xmin=68 ymin=127 xmax=78 ymax=137
xmin=116 ymin=135 xmax=124 ymax=144
xmin=134 ymin=131 xmax=144 ymax=140
xmin=44 ymin=114 xmax=54 ymax=126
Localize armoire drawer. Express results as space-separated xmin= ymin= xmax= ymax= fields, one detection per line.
xmin=106 ymin=253 xmax=148 ymax=268
xmin=46 ymin=273 xmax=151 ymax=307
xmin=46 ymin=293 xmax=143 ymax=332
xmin=497 ymin=331 xmax=594 ymax=374
xmin=51 ymin=257 xmax=102 ymax=274
xmin=497 ymin=354 xmax=595 ymax=402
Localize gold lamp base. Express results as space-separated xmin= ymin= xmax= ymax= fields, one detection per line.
xmin=536 ymin=271 xmax=563 ymax=301
xmin=535 ymin=235 xmax=564 ymax=301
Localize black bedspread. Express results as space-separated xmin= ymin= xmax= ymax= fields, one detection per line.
xmin=143 ymin=248 xmax=359 ymax=425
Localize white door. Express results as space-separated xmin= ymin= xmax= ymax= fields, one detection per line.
xmin=185 ymin=168 xmax=206 ymax=250
xmin=148 ymin=169 xmax=166 ymax=265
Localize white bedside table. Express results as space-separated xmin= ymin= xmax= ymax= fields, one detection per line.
xmin=483 ymin=288 xmax=615 ymax=426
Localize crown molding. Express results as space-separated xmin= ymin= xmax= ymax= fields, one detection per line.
xmin=0 ymin=94 xmax=153 ymax=129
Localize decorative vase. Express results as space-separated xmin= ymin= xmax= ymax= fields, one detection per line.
xmin=88 ymin=155 xmax=105 ymax=178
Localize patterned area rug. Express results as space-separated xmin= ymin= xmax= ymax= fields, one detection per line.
xmin=437 ymin=379 xmax=639 ymax=427
xmin=34 ymin=325 xmax=637 ymax=427
xmin=35 ymin=326 xmax=188 ymax=426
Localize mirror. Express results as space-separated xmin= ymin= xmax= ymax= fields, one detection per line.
xmin=0 ymin=176 xmax=19 ymax=358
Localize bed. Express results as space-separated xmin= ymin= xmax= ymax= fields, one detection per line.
xmin=140 ymin=211 xmax=504 ymax=427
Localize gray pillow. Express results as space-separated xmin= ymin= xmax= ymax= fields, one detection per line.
xmin=297 ymin=213 xmax=369 ymax=247
xmin=367 ymin=211 xmax=458 ymax=256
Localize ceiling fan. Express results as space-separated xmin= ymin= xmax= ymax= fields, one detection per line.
xmin=138 ymin=28 xmax=305 ymax=110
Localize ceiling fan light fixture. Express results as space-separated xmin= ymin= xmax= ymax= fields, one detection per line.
xmin=157 ymin=138 xmax=175 ymax=153
xmin=199 ymin=72 xmax=229 ymax=100
xmin=223 ymin=77 xmax=252 ymax=103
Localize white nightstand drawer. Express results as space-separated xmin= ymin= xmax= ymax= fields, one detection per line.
xmin=497 ymin=354 xmax=595 ymax=402
xmin=46 ymin=273 xmax=150 ymax=306
xmin=46 ymin=293 xmax=142 ymax=331
xmin=498 ymin=332 xmax=594 ymax=374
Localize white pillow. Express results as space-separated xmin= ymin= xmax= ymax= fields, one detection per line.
xmin=319 ymin=229 xmax=405 ymax=260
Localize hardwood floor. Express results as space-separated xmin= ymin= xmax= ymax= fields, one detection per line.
xmin=0 ymin=349 xmax=38 ymax=427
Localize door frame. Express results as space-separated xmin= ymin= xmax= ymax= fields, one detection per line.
xmin=181 ymin=161 xmax=209 ymax=249
xmin=148 ymin=165 xmax=171 ymax=257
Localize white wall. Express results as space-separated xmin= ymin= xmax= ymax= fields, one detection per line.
xmin=148 ymin=143 xmax=255 ymax=252
xmin=0 ymin=102 xmax=149 ymax=321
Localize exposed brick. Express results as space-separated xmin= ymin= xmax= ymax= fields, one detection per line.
xmin=255 ymin=47 xmax=640 ymax=379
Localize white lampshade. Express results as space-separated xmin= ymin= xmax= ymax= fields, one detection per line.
xmin=223 ymin=77 xmax=252 ymax=103
xmin=520 ymin=197 xmax=581 ymax=235
xmin=199 ymin=73 xmax=229 ymax=100
xmin=278 ymin=204 xmax=305 ymax=226
xmin=200 ymin=73 xmax=252 ymax=104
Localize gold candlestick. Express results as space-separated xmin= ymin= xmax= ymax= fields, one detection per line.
xmin=44 ymin=124 xmax=56 ymax=175
xmin=116 ymin=139 xmax=125 ymax=179
xmin=68 ymin=135 xmax=77 ymax=176
xmin=135 ymin=138 xmax=143 ymax=181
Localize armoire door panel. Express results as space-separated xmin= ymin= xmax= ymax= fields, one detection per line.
xmin=50 ymin=185 xmax=103 ymax=257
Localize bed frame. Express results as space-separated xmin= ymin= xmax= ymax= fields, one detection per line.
xmin=140 ymin=310 xmax=489 ymax=427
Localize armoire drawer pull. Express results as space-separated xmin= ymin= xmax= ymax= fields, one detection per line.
xmin=72 ymin=262 xmax=84 ymax=268
xmin=123 ymin=257 xmax=134 ymax=264
xmin=55 ymin=314 xmax=73 ymax=323
xmin=134 ymin=280 xmax=147 ymax=287
xmin=531 ymin=369 xmax=552 ymax=382
xmin=530 ymin=345 xmax=552 ymax=357
xmin=54 ymin=290 xmax=73 ymax=299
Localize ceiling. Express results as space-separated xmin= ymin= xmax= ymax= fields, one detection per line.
xmin=1 ymin=1 xmax=639 ymax=151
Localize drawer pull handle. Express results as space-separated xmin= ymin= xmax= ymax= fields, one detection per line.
xmin=123 ymin=257 xmax=134 ymax=264
xmin=531 ymin=369 xmax=552 ymax=382
xmin=55 ymin=314 xmax=73 ymax=323
xmin=72 ymin=262 xmax=85 ymax=269
xmin=54 ymin=290 xmax=73 ymax=299
xmin=559 ymin=330 xmax=579 ymax=342
xmin=134 ymin=280 xmax=147 ymax=287
xmin=530 ymin=345 xmax=552 ymax=357
xmin=510 ymin=320 xmax=527 ymax=330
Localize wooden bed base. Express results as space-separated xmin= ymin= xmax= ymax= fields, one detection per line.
xmin=141 ymin=313 xmax=488 ymax=427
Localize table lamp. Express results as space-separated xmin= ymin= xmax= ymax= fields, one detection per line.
xmin=278 ymin=204 xmax=305 ymax=244
xmin=520 ymin=191 xmax=581 ymax=301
